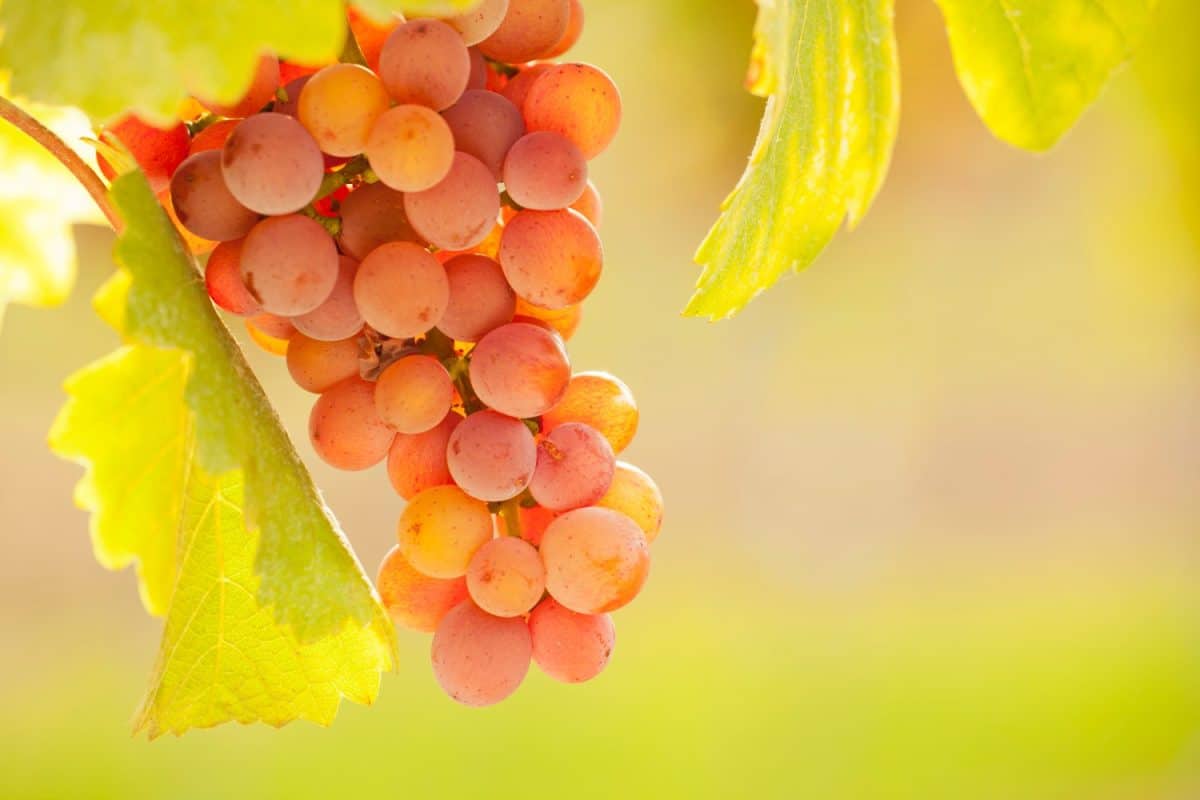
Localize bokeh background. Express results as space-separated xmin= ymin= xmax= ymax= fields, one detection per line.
xmin=2 ymin=1 xmax=1199 ymax=797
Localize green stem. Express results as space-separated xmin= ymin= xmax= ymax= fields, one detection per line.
xmin=340 ymin=20 xmax=369 ymax=66
xmin=299 ymin=206 xmax=342 ymax=237
xmin=315 ymin=155 xmax=371 ymax=202
xmin=498 ymin=498 xmax=523 ymax=538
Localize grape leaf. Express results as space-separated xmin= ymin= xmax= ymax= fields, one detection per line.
xmin=0 ymin=0 xmax=482 ymax=123
xmin=935 ymin=0 xmax=1157 ymax=151
xmin=686 ymin=0 xmax=900 ymax=320
xmin=49 ymin=173 xmax=395 ymax=734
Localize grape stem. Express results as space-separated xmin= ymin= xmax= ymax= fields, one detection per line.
xmin=340 ymin=19 xmax=369 ymax=67
xmin=498 ymin=498 xmax=524 ymax=539
xmin=0 ymin=96 xmax=123 ymax=233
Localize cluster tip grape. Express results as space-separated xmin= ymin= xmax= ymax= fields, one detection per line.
xmin=95 ymin=0 xmax=664 ymax=707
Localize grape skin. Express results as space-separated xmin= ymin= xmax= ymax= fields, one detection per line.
xmin=447 ymin=0 xmax=510 ymax=46
xmin=188 ymin=119 xmax=239 ymax=155
xmin=398 ymin=485 xmax=494 ymax=579
xmin=365 ymin=105 xmax=456 ymax=192
xmin=245 ymin=313 xmax=294 ymax=356
xmin=387 ymin=412 xmax=462 ymax=500
xmin=479 ymin=0 xmax=570 ymax=64
xmin=240 ymin=214 xmax=339 ymax=316
xmin=528 ymin=597 xmax=615 ymax=684
xmin=469 ymin=322 xmax=571 ymax=419
xmin=291 ymin=255 xmax=364 ymax=342
xmin=404 ymin=151 xmax=501 ymax=251
xmin=513 ymin=297 xmax=583 ymax=341
xmin=353 ymin=241 xmax=449 ymax=339
xmin=503 ymin=131 xmax=588 ymax=210
xmin=204 ymin=238 xmax=260 ymax=317
xmin=540 ymin=506 xmax=650 ymax=614
xmin=596 ymin=461 xmax=664 ymax=542
xmin=337 ymin=182 xmax=426 ymax=259
xmin=298 ymin=63 xmax=392 ymax=157
xmin=541 ymin=0 xmax=585 ymax=59
xmin=308 ymin=378 xmax=395 ymax=471
xmin=221 ymin=112 xmax=324 ymax=215
xmin=287 ymin=334 xmax=362 ymax=395
xmin=499 ymin=209 xmax=602 ymax=310
xmin=379 ymin=19 xmax=471 ymax=111
xmin=529 ymin=422 xmax=616 ymax=512
xmin=523 ymin=63 xmax=622 ymax=160
xmin=439 ymin=254 xmax=516 ymax=342
xmin=570 ymin=179 xmax=604 ymax=228
xmin=466 ymin=537 xmax=546 ymax=618
xmin=446 ymin=409 xmax=538 ymax=502
xmin=377 ymin=545 xmax=468 ymax=633
xmin=501 ymin=63 xmax=554 ymax=113
xmin=541 ymin=371 xmax=639 ymax=453
xmin=432 ymin=600 xmax=532 ymax=707
xmin=441 ymin=90 xmax=526 ymax=178
xmin=169 ymin=151 xmax=259 ymax=242
xmin=375 ymin=355 xmax=455 ymax=434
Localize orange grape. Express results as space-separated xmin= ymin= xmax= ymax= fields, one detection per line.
xmin=375 ymin=355 xmax=455 ymax=434
xmin=541 ymin=0 xmax=584 ymax=59
xmin=309 ymin=378 xmax=395 ymax=471
xmin=387 ymin=412 xmax=462 ymax=500
xmin=469 ymin=322 xmax=570 ymax=419
xmin=404 ymin=152 xmax=501 ymax=251
xmin=377 ymin=545 xmax=468 ymax=633
xmin=286 ymin=334 xmax=362 ymax=394
xmin=524 ymin=62 xmax=622 ymax=159
xmin=245 ymin=313 xmax=294 ymax=356
xmin=466 ymin=536 xmax=546 ymax=617
xmin=596 ymin=461 xmax=664 ymax=543
xmin=499 ymin=209 xmax=602 ymax=309
xmin=541 ymin=371 xmax=638 ymax=453
xmin=569 ymin=179 xmax=603 ymax=228
xmin=204 ymin=238 xmax=259 ymax=316
xmin=353 ymin=241 xmax=449 ymax=339
xmin=432 ymin=600 xmax=531 ymax=707
xmin=479 ymin=0 xmax=569 ymax=63
xmin=188 ymin=118 xmax=239 ymax=155
xmin=96 ymin=114 xmax=190 ymax=193
xmin=398 ymin=485 xmax=493 ymax=579
xmin=298 ymin=63 xmax=391 ymax=156
xmin=540 ymin=507 xmax=650 ymax=614
xmin=513 ymin=296 xmax=582 ymax=341
xmin=439 ymin=254 xmax=516 ymax=342
xmin=292 ymin=255 xmax=364 ymax=342
xmin=365 ymin=105 xmax=456 ymax=192
xmin=528 ymin=597 xmax=614 ymax=683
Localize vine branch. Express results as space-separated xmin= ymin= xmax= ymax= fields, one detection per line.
xmin=0 ymin=96 xmax=124 ymax=233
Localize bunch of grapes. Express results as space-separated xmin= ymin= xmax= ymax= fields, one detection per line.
xmin=95 ymin=0 xmax=664 ymax=707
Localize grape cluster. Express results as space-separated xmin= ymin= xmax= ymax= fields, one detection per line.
xmin=97 ymin=0 xmax=663 ymax=706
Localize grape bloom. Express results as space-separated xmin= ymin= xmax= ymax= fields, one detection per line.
xmin=120 ymin=0 xmax=658 ymax=707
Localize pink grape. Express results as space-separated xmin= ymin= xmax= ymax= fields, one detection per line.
xmin=287 ymin=334 xmax=362 ymax=394
xmin=432 ymin=600 xmax=532 ymax=707
xmin=466 ymin=47 xmax=488 ymax=91
xmin=377 ymin=545 xmax=469 ymax=633
xmin=240 ymin=214 xmax=339 ymax=316
xmin=466 ymin=536 xmax=546 ymax=618
xmin=337 ymin=182 xmax=425 ymax=259
xmin=468 ymin=322 xmax=570 ymax=419
xmin=446 ymin=409 xmax=537 ymax=502
xmin=353 ymin=241 xmax=449 ymax=339
xmin=447 ymin=0 xmax=510 ymax=45
xmin=529 ymin=422 xmax=616 ymax=511
xmin=309 ymin=378 xmax=395 ymax=471
xmin=365 ymin=105 xmax=456 ymax=192
xmin=378 ymin=19 xmax=471 ymax=110
xmin=596 ymin=461 xmax=664 ymax=543
xmin=204 ymin=238 xmax=260 ymax=317
xmin=375 ymin=355 xmax=455 ymax=434
xmin=540 ymin=507 xmax=650 ymax=614
xmin=387 ymin=412 xmax=461 ymax=500
xmin=169 ymin=151 xmax=259 ymax=241
xmin=221 ymin=112 xmax=324 ymax=215
xmin=291 ymin=255 xmax=364 ymax=342
xmin=528 ymin=597 xmax=615 ymax=683
xmin=441 ymin=90 xmax=525 ymax=178
xmin=499 ymin=209 xmax=602 ymax=309
xmin=439 ymin=254 xmax=516 ymax=342
xmin=398 ymin=486 xmax=493 ymax=579
xmin=404 ymin=152 xmax=500 ymax=251
xmin=503 ymin=131 xmax=588 ymax=210
xmin=479 ymin=0 xmax=570 ymax=64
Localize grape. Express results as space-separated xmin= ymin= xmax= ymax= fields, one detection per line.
xmin=221 ymin=113 xmax=324 ymax=215
xmin=513 ymin=296 xmax=582 ymax=341
xmin=204 ymin=238 xmax=260 ymax=317
xmin=524 ymin=63 xmax=622 ymax=159
xmin=469 ymin=322 xmax=570 ymax=418
xmin=287 ymin=334 xmax=363 ymax=394
xmin=441 ymin=90 xmax=525 ymax=178
xmin=596 ymin=461 xmax=664 ymax=543
xmin=188 ymin=118 xmax=239 ymax=155
xmin=272 ymin=76 xmax=310 ymax=118
xmin=466 ymin=47 xmax=488 ymax=92
xmin=569 ymin=179 xmax=603 ymax=228
xmin=365 ymin=105 xmax=456 ymax=192
xmin=169 ymin=151 xmax=259 ymax=241
xmin=292 ymin=255 xmax=364 ymax=342
xmin=387 ymin=412 xmax=461 ymax=500
xmin=520 ymin=504 xmax=558 ymax=547
xmin=398 ymin=485 xmax=494 ymax=578
xmin=479 ymin=0 xmax=570 ymax=63
xmin=377 ymin=545 xmax=468 ymax=633
xmin=431 ymin=600 xmax=532 ymax=707
xmin=96 ymin=114 xmax=189 ymax=193
xmin=529 ymin=422 xmax=616 ymax=512
xmin=375 ymin=355 xmax=454 ymax=434
xmin=279 ymin=59 xmax=326 ymax=84
xmin=540 ymin=507 xmax=650 ymax=614
xmin=499 ymin=209 xmax=602 ymax=309
xmin=446 ymin=409 xmax=538 ymax=502
xmin=337 ymin=182 xmax=425 ymax=260
xmin=349 ymin=7 xmax=403 ymax=73
xmin=541 ymin=371 xmax=638 ymax=453
xmin=197 ymin=53 xmax=280 ymax=117
xmin=353 ymin=241 xmax=449 ymax=339
xmin=466 ymin=536 xmax=545 ymax=618
xmin=158 ymin=188 xmax=216 ymax=255
xmin=447 ymin=0 xmax=510 ymax=45
xmin=528 ymin=597 xmax=614 ymax=683
xmin=245 ymin=313 xmax=294 ymax=356
xmin=404 ymin=152 xmax=501 ymax=251
xmin=503 ymin=131 xmax=588 ymax=210
xmin=501 ymin=63 xmax=554 ymax=112
xmin=378 ymin=19 xmax=471 ymax=111
xmin=298 ymin=63 xmax=392 ymax=157
xmin=309 ymin=378 xmax=396 ymax=471
xmin=240 ymin=214 xmax=339 ymax=316
xmin=541 ymin=0 xmax=584 ymax=59
xmin=439 ymin=254 xmax=516 ymax=342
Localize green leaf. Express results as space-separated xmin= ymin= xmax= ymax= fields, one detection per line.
xmin=0 ymin=0 xmax=482 ymax=122
xmin=686 ymin=0 xmax=900 ymax=320
xmin=935 ymin=0 xmax=1157 ymax=151
xmin=49 ymin=173 xmax=395 ymax=734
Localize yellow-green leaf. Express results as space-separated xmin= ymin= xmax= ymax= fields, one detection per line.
xmin=49 ymin=173 xmax=395 ymax=734
xmin=935 ymin=0 xmax=1157 ymax=151
xmin=687 ymin=0 xmax=900 ymax=320
xmin=0 ymin=0 xmax=482 ymax=122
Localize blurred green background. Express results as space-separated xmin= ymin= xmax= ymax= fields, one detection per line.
xmin=2 ymin=1 xmax=1200 ymax=797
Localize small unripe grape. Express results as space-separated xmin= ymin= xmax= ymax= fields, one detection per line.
xmin=596 ymin=462 xmax=664 ymax=542
xmin=377 ymin=545 xmax=468 ymax=633
xmin=221 ymin=113 xmax=324 ymax=215
xmin=298 ymin=63 xmax=391 ymax=156
xmin=528 ymin=597 xmax=615 ymax=684
xmin=469 ymin=322 xmax=570 ymax=419
xmin=541 ymin=507 xmax=650 ymax=614
xmin=541 ymin=371 xmax=638 ymax=453
xmin=479 ymin=0 xmax=570 ymax=63
xmin=353 ymin=241 xmax=449 ymax=339
xmin=499 ymin=209 xmax=602 ymax=310
xmin=375 ymin=355 xmax=454 ymax=434
xmin=365 ymin=105 xmax=456 ymax=192
xmin=240 ymin=214 xmax=339 ymax=316
xmin=446 ymin=409 xmax=538 ymax=502
xmin=309 ymin=378 xmax=395 ymax=471
xmin=169 ymin=151 xmax=259 ymax=242
xmin=529 ymin=422 xmax=616 ymax=512
xmin=432 ymin=600 xmax=531 ymax=707
xmin=287 ymin=334 xmax=362 ymax=394
xmin=204 ymin=238 xmax=259 ymax=317
xmin=466 ymin=537 xmax=545 ymax=618
xmin=398 ymin=485 xmax=493 ymax=579
xmin=291 ymin=256 xmax=364 ymax=342
xmin=387 ymin=412 xmax=461 ymax=500
xmin=379 ymin=19 xmax=471 ymax=111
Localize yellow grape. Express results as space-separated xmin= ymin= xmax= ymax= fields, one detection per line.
xmin=596 ymin=461 xmax=664 ymax=543
xmin=309 ymin=378 xmax=395 ymax=471
xmin=377 ymin=545 xmax=468 ymax=633
xmin=375 ymin=355 xmax=454 ymax=434
xmin=387 ymin=412 xmax=462 ymax=500
xmin=298 ymin=63 xmax=391 ymax=156
xmin=540 ymin=506 xmax=650 ymax=614
xmin=466 ymin=536 xmax=546 ymax=617
xmin=365 ymin=105 xmax=456 ymax=192
xmin=286 ymin=333 xmax=362 ymax=394
xmin=524 ymin=63 xmax=622 ymax=159
xmin=541 ymin=371 xmax=638 ymax=453
xmin=528 ymin=597 xmax=614 ymax=684
xmin=398 ymin=485 xmax=494 ymax=579
xmin=432 ymin=600 xmax=531 ymax=707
